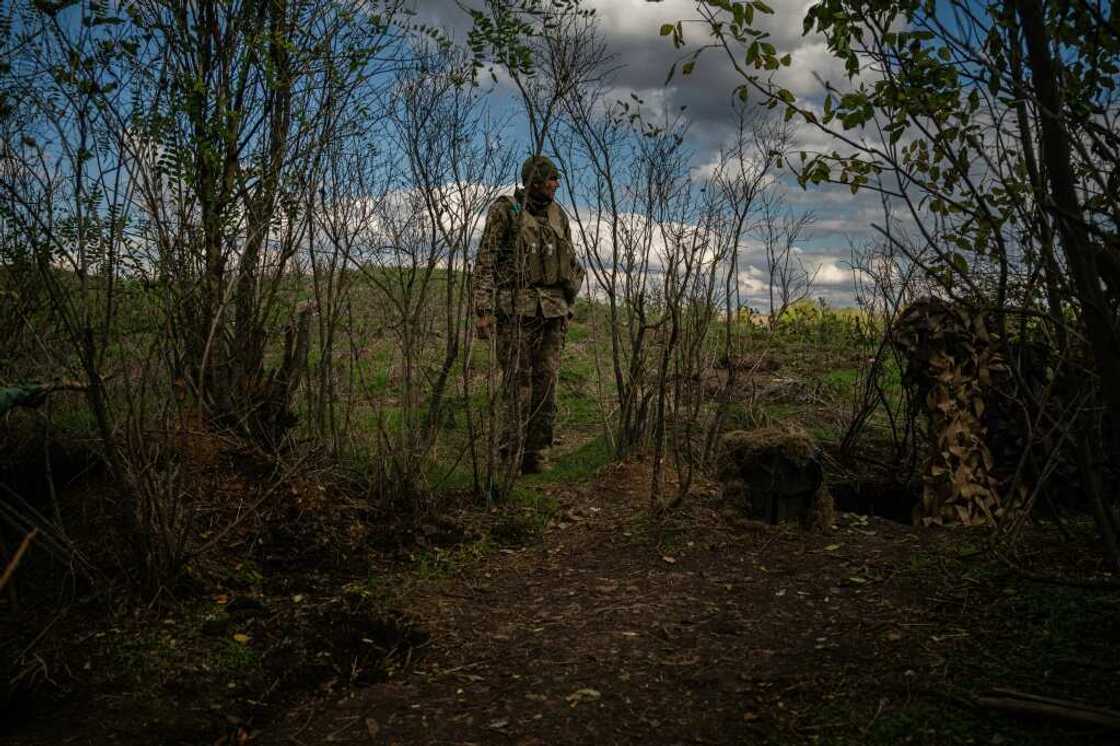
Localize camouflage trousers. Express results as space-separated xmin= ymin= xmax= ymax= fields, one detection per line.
xmin=496 ymin=313 xmax=566 ymax=459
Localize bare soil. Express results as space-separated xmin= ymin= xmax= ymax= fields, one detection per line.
xmin=4 ymin=458 xmax=1119 ymax=745
xmin=267 ymin=462 xmax=1119 ymax=745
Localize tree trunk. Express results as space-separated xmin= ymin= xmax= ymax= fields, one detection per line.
xmin=1015 ymin=0 xmax=1120 ymax=418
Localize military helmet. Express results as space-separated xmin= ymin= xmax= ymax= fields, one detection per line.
xmin=521 ymin=155 xmax=561 ymax=186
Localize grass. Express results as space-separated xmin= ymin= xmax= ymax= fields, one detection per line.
xmin=566 ymin=322 xmax=592 ymax=343
xmin=409 ymin=537 xmax=496 ymax=582
xmin=523 ymin=433 xmax=612 ymax=486
xmin=215 ymin=638 xmax=262 ymax=674
xmin=822 ymin=367 xmax=859 ymax=389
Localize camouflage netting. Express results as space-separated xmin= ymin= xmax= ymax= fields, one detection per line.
xmin=717 ymin=426 xmax=835 ymax=530
xmin=893 ymin=298 xmax=1010 ymax=526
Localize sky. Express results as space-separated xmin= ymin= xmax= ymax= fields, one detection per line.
xmin=414 ymin=0 xmax=897 ymax=309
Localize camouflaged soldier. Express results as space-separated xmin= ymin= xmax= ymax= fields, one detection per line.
xmin=473 ymin=155 xmax=584 ymax=474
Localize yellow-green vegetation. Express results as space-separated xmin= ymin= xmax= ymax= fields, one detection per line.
xmin=277 ymin=287 xmax=899 ymax=518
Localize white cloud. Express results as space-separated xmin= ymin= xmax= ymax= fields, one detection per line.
xmin=810 ymin=256 xmax=856 ymax=286
xmin=409 ymin=0 xmax=895 ymax=305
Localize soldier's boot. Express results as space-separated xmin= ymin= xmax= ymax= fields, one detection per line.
xmin=521 ymin=451 xmax=550 ymax=475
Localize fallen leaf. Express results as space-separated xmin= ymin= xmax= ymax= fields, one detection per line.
xmin=566 ymin=688 xmax=601 ymax=705
xmin=824 ymin=544 xmax=841 ymax=551
xmin=848 ymin=576 xmax=868 ymax=584
xmin=488 ymin=719 xmax=509 ymax=729
xmin=661 ymin=556 xmax=676 ymax=564
xmin=214 ymin=594 xmax=230 ymax=605
xmin=365 ymin=717 xmax=380 ymax=738
xmin=292 ymin=594 xmax=305 ymax=603
xmin=233 ymin=633 xmax=251 ymax=644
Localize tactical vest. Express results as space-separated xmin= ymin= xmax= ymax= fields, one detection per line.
xmin=496 ymin=196 xmax=579 ymax=290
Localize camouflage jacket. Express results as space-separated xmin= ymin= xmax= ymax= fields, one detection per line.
xmin=473 ymin=194 xmax=584 ymax=319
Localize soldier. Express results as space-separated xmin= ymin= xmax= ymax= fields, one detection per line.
xmin=473 ymin=155 xmax=584 ymax=474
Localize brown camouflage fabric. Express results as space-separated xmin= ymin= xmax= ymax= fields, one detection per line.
xmin=472 ymin=194 xmax=584 ymax=319
xmin=475 ymin=187 xmax=583 ymax=463
xmin=496 ymin=314 xmax=566 ymax=458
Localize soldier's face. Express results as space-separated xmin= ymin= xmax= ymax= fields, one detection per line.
xmin=532 ymin=173 xmax=560 ymax=201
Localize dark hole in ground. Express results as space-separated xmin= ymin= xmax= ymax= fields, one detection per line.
xmin=830 ymin=480 xmax=917 ymax=524
xmin=0 ymin=437 xmax=103 ymax=507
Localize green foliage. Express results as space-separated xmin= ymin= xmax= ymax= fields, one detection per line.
xmin=465 ymin=0 xmax=596 ymax=82
xmin=656 ymin=0 xmax=1118 ymax=298
xmin=769 ymin=300 xmax=866 ymax=351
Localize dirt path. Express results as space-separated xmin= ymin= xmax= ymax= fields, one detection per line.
xmin=5 ymin=458 xmax=1115 ymax=745
xmin=264 ymin=462 xmax=1118 ymax=745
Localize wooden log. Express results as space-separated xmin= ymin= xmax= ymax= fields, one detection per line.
xmin=975 ymin=688 xmax=1120 ymax=730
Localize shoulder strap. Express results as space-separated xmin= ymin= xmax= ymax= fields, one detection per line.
xmin=495 ymin=191 xmax=519 ymax=215
xmin=495 ymin=193 xmax=522 ymax=218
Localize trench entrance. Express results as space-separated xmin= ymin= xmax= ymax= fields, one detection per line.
xmin=830 ymin=479 xmax=918 ymax=524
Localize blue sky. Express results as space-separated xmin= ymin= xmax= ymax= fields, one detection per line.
xmin=417 ymin=0 xmax=903 ymax=308
xmin=3 ymin=0 xmax=916 ymax=309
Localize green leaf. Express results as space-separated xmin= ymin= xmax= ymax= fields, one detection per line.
xmin=660 ymin=23 xmax=674 ymax=36
xmin=682 ymin=61 xmax=695 ymax=75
